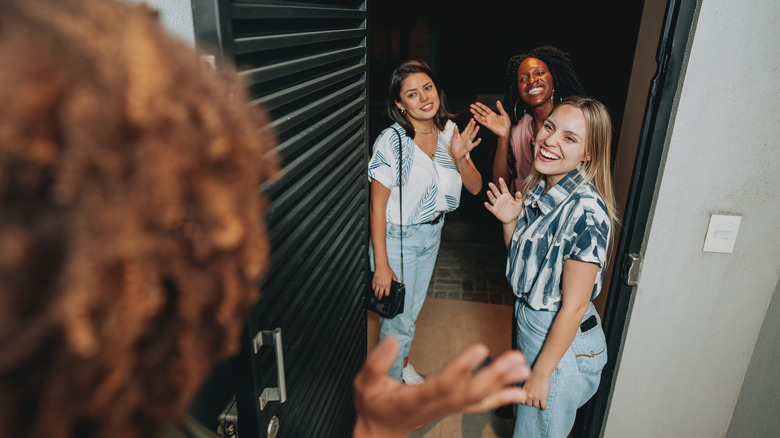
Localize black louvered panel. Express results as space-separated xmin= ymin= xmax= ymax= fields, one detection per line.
xmin=263 ymin=130 xmax=365 ymax=255
xmin=232 ymin=3 xmax=365 ymax=20
xmin=235 ymin=29 xmax=366 ymax=54
xmin=268 ymin=106 xmax=364 ymax=177
xmin=250 ymin=63 xmax=364 ymax=111
xmin=239 ymin=48 xmax=364 ymax=87
xmin=265 ymin=85 xmax=364 ymax=143
xmin=191 ymin=1 xmax=368 ymax=437
xmin=261 ymin=160 xmax=365 ymax=306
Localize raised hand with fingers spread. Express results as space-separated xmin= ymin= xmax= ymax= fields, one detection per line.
xmin=449 ymin=118 xmax=482 ymax=161
xmin=470 ymin=101 xmax=511 ymax=139
xmin=353 ymin=336 xmax=530 ymax=438
xmin=485 ymin=177 xmax=524 ymax=248
xmin=485 ymin=178 xmax=523 ymax=224
xmin=447 ymin=118 xmax=483 ymax=195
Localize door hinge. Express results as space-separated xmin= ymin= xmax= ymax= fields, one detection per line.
xmin=621 ymin=253 xmax=642 ymax=286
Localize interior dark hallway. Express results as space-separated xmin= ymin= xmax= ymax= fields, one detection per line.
xmin=366 ymin=2 xmax=648 ymax=436
xmin=368 ymin=0 xmax=647 ymax=311
xmin=368 ymin=0 xmax=646 ymax=138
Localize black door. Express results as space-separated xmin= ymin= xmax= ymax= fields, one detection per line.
xmin=191 ymin=1 xmax=369 ymax=437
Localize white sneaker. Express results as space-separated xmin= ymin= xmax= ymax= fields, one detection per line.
xmin=402 ymin=363 xmax=425 ymax=384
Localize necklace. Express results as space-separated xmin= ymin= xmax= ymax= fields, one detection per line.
xmin=418 ymin=127 xmax=438 ymax=159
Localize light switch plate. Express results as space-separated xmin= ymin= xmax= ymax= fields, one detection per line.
xmin=703 ymin=214 xmax=742 ymax=253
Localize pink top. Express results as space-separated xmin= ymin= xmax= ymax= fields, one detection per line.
xmin=509 ymin=113 xmax=535 ymax=193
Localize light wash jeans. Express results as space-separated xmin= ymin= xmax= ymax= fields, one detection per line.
xmin=370 ymin=220 xmax=443 ymax=380
xmin=513 ymin=300 xmax=607 ymax=438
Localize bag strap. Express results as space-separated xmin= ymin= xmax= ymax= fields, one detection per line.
xmin=392 ymin=127 xmax=404 ymax=284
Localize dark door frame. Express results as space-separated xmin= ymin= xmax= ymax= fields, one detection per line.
xmin=577 ymin=0 xmax=699 ymax=436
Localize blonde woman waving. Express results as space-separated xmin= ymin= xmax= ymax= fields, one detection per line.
xmin=486 ymin=96 xmax=618 ymax=438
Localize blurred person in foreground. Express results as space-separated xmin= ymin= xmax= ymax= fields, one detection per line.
xmin=0 ymin=1 xmax=530 ymax=438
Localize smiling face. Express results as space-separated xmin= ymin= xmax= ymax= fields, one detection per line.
xmin=395 ymin=72 xmax=440 ymax=123
xmin=533 ymin=104 xmax=589 ymax=187
xmin=517 ymin=57 xmax=554 ymax=109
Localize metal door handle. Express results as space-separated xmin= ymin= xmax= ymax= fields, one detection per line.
xmin=253 ymin=328 xmax=287 ymax=410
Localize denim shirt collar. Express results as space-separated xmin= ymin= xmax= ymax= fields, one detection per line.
xmin=524 ymin=168 xmax=585 ymax=215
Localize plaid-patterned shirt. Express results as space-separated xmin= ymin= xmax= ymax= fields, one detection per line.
xmin=507 ymin=168 xmax=610 ymax=311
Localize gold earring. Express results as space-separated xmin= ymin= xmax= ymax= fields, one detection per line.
xmin=400 ymin=108 xmax=407 ymax=116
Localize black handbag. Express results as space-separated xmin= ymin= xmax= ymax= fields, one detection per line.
xmin=365 ymin=279 xmax=405 ymax=318
xmin=366 ymin=127 xmax=406 ymax=318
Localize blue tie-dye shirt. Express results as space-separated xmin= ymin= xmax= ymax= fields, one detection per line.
xmin=507 ymin=168 xmax=610 ymax=311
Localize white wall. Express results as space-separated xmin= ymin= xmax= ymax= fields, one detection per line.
xmin=126 ymin=0 xmax=194 ymax=46
xmin=726 ymin=279 xmax=780 ymax=437
xmin=603 ymin=0 xmax=780 ymax=437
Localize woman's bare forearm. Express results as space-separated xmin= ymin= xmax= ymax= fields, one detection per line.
xmin=456 ymin=156 xmax=483 ymax=195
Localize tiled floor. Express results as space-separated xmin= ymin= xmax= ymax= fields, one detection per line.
xmin=427 ymin=214 xmax=515 ymax=306
xmin=368 ymin=214 xmax=519 ymax=437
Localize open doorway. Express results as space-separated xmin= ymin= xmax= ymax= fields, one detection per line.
xmin=368 ymin=0 xmax=647 ymax=312
xmin=367 ymin=0 xmax=676 ymax=436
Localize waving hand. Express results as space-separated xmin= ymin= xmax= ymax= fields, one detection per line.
xmin=470 ymin=101 xmax=511 ymax=139
xmin=353 ymin=336 xmax=530 ymax=438
xmin=450 ymin=118 xmax=482 ymax=161
xmin=484 ymin=177 xmax=523 ymax=224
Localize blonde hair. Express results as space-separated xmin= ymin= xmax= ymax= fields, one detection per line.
xmin=523 ymin=96 xmax=619 ymax=247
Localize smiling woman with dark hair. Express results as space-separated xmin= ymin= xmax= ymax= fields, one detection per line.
xmin=471 ymin=46 xmax=585 ymax=194
xmin=368 ymin=59 xmax=483 ymax=384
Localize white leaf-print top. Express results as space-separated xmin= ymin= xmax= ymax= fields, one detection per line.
xmin=368 ymin=121 xmax=463 ymax=225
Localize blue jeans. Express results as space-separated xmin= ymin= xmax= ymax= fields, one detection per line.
xmin=513 ymin=300 xmax=607 ymax=438
xmin=370 ymin=220 xmax=444 ymax=380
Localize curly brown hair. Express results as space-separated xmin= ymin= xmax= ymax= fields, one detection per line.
xmin=0 ymin=1 xmax=277 ymax=437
